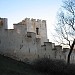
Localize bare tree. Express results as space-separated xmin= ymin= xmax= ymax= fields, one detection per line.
xmin=55 ymin=0 xmax=75 ymax=64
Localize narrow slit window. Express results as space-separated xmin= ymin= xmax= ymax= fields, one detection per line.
xmin=38 ymin=55 xmax=39 ymax=58
xmin=36 ymin=28 xmax=39 ymax=35
xmin=0 ymin=40 xmax=1 ymax=44
xmin=29 ymin=48 xmax=30 ymax=53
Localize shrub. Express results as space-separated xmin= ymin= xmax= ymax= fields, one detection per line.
xmin=32 ymin=58 xmax=66 ymax=74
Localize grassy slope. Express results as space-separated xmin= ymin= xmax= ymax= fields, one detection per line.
xmin=1 ymin=54 xmax=75 ymax=75
xmin=0 ymin=54 xmax=44 ymax=75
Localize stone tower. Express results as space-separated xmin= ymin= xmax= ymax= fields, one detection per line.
xmin=0 ymin=18 xmax=8 ymax=29
xmin=15 ymin=18 xmax=48 ymax=45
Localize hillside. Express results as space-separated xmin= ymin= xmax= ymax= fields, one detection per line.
xmin=0 ymin=54 xmax=44 ymax=75
xmin=1 ymin=54 xmax=75 ymax=75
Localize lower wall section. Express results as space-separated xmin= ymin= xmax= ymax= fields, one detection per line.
xmin=0 ymin=29 xmax=75 ymax=63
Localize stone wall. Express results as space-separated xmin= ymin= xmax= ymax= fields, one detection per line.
xmin=0 ymin=17 xmax=75 ymax=63
xmin=0 ymin=19 xmax=40 ymax=61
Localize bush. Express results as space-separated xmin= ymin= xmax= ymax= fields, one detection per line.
xmin=32 ymin=58 xmax=75 ymax=75
xmin=32 ymin=58 xmax=66 ymax=74
xmin=63 ymin=64 xmax=75 ymax=75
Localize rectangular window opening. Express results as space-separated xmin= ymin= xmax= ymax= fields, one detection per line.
xmin=29 ymin=48 xmax=30 ymax=53
xmin=36 ymin=28 xmax=39 ymax=35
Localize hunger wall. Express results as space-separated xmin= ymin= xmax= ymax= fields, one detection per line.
xmin=1 ymin=17 xmax=75 ymax=63
xmin=0 ymin=19 xmax=41 ymax=61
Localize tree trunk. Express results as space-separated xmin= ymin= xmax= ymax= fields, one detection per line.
xmin=67 ymin=39 xmax=75 ymax=64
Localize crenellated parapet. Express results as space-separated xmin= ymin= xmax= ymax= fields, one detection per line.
xmin=55 ymin=45 xmax=62 ymax=51
xmin=14 ymin=18 xmax=46 ymax=25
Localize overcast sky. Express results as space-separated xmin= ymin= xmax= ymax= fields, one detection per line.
xmin=0 ymin=0 xmax=62 ymax=43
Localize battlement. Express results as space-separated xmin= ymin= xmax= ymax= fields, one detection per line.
xmin=42 ymin=20 xmax=46 ymax=23
xmin=63 ymin=48 xmax=69 ymax=53
xmin=14 ymin=18 xmax=46 ymax=25
xmin=55 ymin=45 xmax=62 ymax=50
xmin=31 ymin=18 xmax=36 ymax=21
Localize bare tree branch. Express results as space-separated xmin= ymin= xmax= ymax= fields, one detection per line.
xmin=54 ymin=0 xmax=75 ymax=63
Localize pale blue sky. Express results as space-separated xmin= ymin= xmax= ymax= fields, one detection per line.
xmin=0 ymin=0 xmax=62 ymax=42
